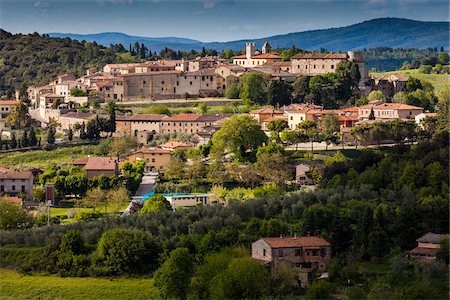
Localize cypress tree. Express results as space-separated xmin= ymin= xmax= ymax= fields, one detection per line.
xmin=10 ymin=133 xmax=17 ymax=149
xmin=21 ymin=131 xmax=29 ymax=147
xmin=29 ymin=127 xmax=38 ymax=146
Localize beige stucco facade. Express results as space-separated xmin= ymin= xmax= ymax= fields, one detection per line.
xmin=128 ymin=147 xmax=172 ymax=171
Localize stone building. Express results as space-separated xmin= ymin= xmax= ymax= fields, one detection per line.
xmin=128 ymin=147 xmax=172 ymax=172
xmin=0 ymin=167 xmax=33 ymax=200
xmin=72 ymin=157 xmax=119 ymax=179
xmin=252 ymin=236 xmax=331 ymax=287
xmin=115 ymin=114 xmax=168 ymax=141
xmin=358 ymin=102 xmax=423 ymax=121
xmin=0 ymin=100 xmax=19 ymax=131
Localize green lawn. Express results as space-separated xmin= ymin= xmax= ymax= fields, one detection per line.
xmin=0 ymin=145 xmax=100 ymax=169
xmin=0 ymin=269 xmax=160 ymax=300
xmin=370 ymin=69 xmax=449 ymax=95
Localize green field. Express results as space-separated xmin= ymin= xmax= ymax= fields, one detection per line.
xmin=0 ymin=269 xmax=159 ymax=300
xmin=0 ymin=145 xmax=100 ymax=169
xmin=370 ymin=69 xmax=449 ymax=95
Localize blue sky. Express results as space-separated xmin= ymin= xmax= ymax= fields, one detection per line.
xmin=0 ymin=0 xmax=449 ymax=42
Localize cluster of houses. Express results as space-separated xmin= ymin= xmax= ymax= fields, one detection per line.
xmin=22 ymin=41 xmax=417 ymax=129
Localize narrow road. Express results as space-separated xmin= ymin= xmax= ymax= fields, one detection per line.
xmin=134 ymin=172 xmax=158 ymax=198
xmin=123 ymin=172 xmax=158 ymax=216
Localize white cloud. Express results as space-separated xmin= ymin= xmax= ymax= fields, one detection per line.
xmin=33 ymin=1 xmax=50 ymax=9
xmin=96 ymin=0 xmax=134 ymax=6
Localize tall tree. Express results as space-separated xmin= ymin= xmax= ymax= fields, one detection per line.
xmin=291 ymin=75 xmax=311 ymax=102
xmin=28 ymin=127 xmax=38 ymax=146
xmin=67 ymin=125 xmax=73 ymax=141
xmin=47 ymin=124 xmax=56 ymax=144
xmin=20 ymin=131 xmax=29 ymax=148
xmin=319 ymin=113 xmax=340 ymax=150
xmin=212 ymin=115 xmax=268 ymax=161
xmin=7 ymin=101 xmax=30 ymax=129
xmin=267 ymin=80 xmax=292 ymax=106
xmin=239 ymin=72 xmax=268 ymax=105
xmin=297 ymin=120 xmax=319 ymax=152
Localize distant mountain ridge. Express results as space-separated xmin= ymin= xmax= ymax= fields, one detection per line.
xmin=48 ymin=18 xmax=449 ymax=52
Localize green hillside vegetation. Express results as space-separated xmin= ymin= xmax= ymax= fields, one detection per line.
xmin=0 ymin=145 xmax=101 ymax=169
xmin=0 ymin=30 xmax=131 ymax=98
xmin=0 ymin=269 xmax=159 ymax=300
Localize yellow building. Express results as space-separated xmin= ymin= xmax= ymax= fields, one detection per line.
xmin=128 ymin=147 xmax=172 ymax=172
xmin=232 ymin=42 xmax=282 ymax=67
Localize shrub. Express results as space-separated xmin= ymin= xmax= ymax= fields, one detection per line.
xmin=93 ymin=228 xmax=161 ymax=275
xmin=305 ymin=280 xmax=335 ymax=299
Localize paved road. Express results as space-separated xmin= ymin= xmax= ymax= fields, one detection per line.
xmin=134 ymin=173 xmax=158 ymax=197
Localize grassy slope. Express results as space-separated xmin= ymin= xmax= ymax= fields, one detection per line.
xmin=370 ymin=69 xmax=450 ymax=95
xmin=0 ymin=269 xmax=159 ymax=300
xmin=0 ymin=145 xmax=100 ymax=169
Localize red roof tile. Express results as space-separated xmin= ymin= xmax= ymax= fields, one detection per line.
xmin=163 ymin=114 xmax=201 ymax=121
xmin=0 ymin=168 xmax=32 ymax=180
xmin=0 ymin=100 xmax=19 ymax=106
xmin=410 ymin=247 xmax=440 ymax=256
xmin=261 ymin=236 xmax=330 ymax=248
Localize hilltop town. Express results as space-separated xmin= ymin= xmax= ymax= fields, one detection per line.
xmin=0 ymin=34 xmax=449 ymax=300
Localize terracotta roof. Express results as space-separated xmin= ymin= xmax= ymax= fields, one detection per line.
xmin=185 ymin=68 xmax=216 ymax=76
xmin=132 ymin=147 xmax=172 ymax=155
xmin=339 ymin=115 xmax=359 ymax=121
xmin=359 ymin=103 xmax=424 ymax=110
xmin=159 ymin=141 xmax=193 ymax=149
xmin=0 ymin=196 xmax=23 ymax=204
xmin=417 ymin=232 xmax=448 ymax=244
xmin=263 ymin=116 xmax=288 ymax=123
xmin=116 ymin=114 xmax=168 ymax=122
xmin=195 ymin=114 xmax=231 ymax=122
xmin=282 ymin=103 xmax=322 ymax=112
xmin=249 ymin=108 xmax=283 ymax=115
xmin=95 ymin=81 xmax=113 ymax=87
xmin=72 ymin=157 xmax=90 ymax=165
xmin=340 ymin=107 xmax=359 ymax=112
xmin=261 ymin=236 xmax=330 ymax=248
xmin=285 ymin=108 xmax=312 ymax=114
xmin=84 ymin=157 xmax=118 ymax=171
xmin=252 ymin=53 xmax=282 ymax=59
xmin=233 ymin=53 xmax=281 ymax=59
xmin=0 ymin=100 xmax=19 ymax=106
xmin=163 ymin=114 xmax=201 ymax=121
xmin=104 ymin=63 xmax=142 ymax=69
xmin=0 ymin=168 xmax=32 ymax=180
xmin=410 ymin=247 xmax=440 ymax=256
xmin=121 ymin=70 xmax=183 ymax=76
xmin=292 ymin=53 xmax=348 ymax=59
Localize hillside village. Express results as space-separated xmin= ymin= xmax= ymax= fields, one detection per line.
xmin=0 ymin=36 xmax=449 ymax=299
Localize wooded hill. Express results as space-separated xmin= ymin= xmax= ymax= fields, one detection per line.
xmin=0 ymin=30 xmax=126 ymax=98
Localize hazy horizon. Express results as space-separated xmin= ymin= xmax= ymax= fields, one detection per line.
xmin=1 ymin=0 xmax=449 ymax=42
